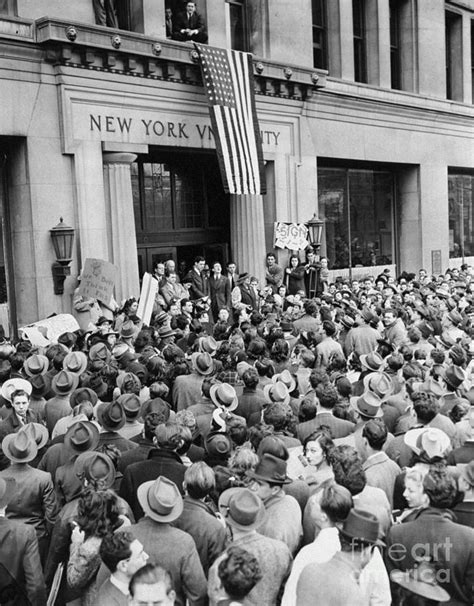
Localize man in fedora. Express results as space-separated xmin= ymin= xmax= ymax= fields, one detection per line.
xmin=247 ymin=453 xmax=302 ymax=555
xmin=172 ymin=352 xmax=214 ymax=411
xmin=116 ymin=394 xmax=143 ymax=440
xmin=209 ymin=487 xmax=291 ymax=606
xmin=0 ymin=428 xmax=58 ymax=563
xmin=44 ymin=369 xmax=79 ymax=435
xmin=0 ymin=476 xmax=46 ymax=606
xmin=129 ymin=475 xmax=207 ymax=606
xmin=296 ymin=509 xmax=383 ymax=606
xmin=120 ymin=421 xmax=186 ymax=521
xmin=440 ymin=364 xmax=467 ymax=415
xmin=96 ymin=400 xmax=138 ymax=454
xmin=351 ymin=351 xmax=385 ymax=397
xmin=386 ymin=466 xmax=474 ymax=606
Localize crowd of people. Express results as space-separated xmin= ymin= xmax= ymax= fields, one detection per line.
xmin=0 ymin=249 xmax=473 ymax=606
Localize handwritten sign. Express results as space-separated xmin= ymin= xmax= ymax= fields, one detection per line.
xmin=78 ymin=258 xmax=118 ymax=304
xmin=20 ymin=314 xmax=80 ymax=346
xmin=274 ymin=222 xmax=309 ymax=251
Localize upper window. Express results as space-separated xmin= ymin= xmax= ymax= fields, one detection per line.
xmin=352 ymin=0 xmax=367 ymax=83
xmin=312 ymin=0 xmax=328 ymax=70
xmin=445 ymin=10 xmax=463 ymax=101
xmin=448 ymin=174 xmax=474 ymax=260
xmin=0 ymin=0 xmax=16 ymax=15
xmin=389 ymin=0 xmax=401 ymax=90
xmin=226 ymin=0 xmax=248 ymax=52
xmin=471 ymin=19 xmax=474 ymax=103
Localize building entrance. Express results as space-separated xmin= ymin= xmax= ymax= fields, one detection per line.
xmin=132 ymin=150 xmax=231 ymax=277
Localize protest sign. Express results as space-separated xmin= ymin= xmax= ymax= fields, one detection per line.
xmin=20 ymin=313 xmax=80 ymax=346
xmin=78 ymin=258 xmax=117 ymax=304
xmin=136 ymin=273 xmax=158 ymax=326
xmin=274 ymin=222 xmax=309 ymax=250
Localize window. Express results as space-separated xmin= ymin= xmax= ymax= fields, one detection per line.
xmin=226 ymin=0 xmax=248 ymax=52
xmin=471 ymin=20 xmax=474 ymax=103
xmin=132 ymin=154 xmax=229 ymax=234
xmin=352 ymin=0 xmax=367 ymax=83
xmin=448 ymin=174 xmax=474 ymax=259
xmin=389 ymin=0 xmax=401 ymax=90
xmin=318 ymin=167 xmax=395 ymax=269
xmin=445 ymin=10 xmax=463 ymax=101
xmin=312 ymin=0 xmax=328 ymax=70
xmin=0 ymin=0 xmax=16 ymax=15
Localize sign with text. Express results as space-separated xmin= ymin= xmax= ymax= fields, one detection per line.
xmin=274 ymin=222 xmax=309 ymax=251
xmin=78 ymin=258 xmax=118 ymax=304
xmin=69 ymin=102 xmax=290 ymax=154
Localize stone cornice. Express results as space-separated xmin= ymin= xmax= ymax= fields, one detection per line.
xmin=32 ymin=17 xmax=326 ymax=101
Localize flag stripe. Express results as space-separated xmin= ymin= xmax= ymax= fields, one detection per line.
xmin=194 ymin=43 xmax=266 ymax=196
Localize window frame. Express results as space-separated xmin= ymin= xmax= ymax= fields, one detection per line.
xmin=312 ymin=0 xmax=328 ymax=71
xmin=352 ymin=0 xmax=367 ymax=83
xmin=225 ymin=0 xmax=249 ymax=52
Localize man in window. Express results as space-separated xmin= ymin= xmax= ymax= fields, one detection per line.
xmin=93 ymin=0 xmax=118 ymax=28
xmin=173 ymin=1 xmax=208 ymax=43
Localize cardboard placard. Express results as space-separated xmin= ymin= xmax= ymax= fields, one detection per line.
xmin=78 ymin=258 xmax=117 ymax=304
xmin=136 ymin=273 xmax=158 ymax=326
xmin=20 ymin=313 xmax=80 ymax=346
xmin=274 ymin=222 xmax=309 ymax=251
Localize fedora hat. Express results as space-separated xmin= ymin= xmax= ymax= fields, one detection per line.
xmin=363 ymin=372 xmax=393 ymax=401
xmin=116 ymin=372 xmax=141 ymax=393
xmin=443 ymin=365 xmax=465 ymax=389
xmin=390 ymin=561 xmax=450 ymax=602
xmin=29 ymin=374 xmax=51 ymax=399
xmin=52 ymin=370 xmax=79 ymax=396
xmin=64 ymin=420 xmax=100 ymax=454
xmin=247 ymin=453 xmax=291 ymax=485
xmin=205 ymin=431 xmax=232 ymax=457
xmin=70 ymin=387 xmax=99 ymax=408
xmin=263 ymin=382 xmax=290 ymax=407
xmin=361 ymin=309 xmax=374 ymax=323
xmin=120 ymin=320 xmax=138 ymax=340
xmin=1 ymin=378 xmax=32 ymax=402
xmin=137 ymin=476 xmax=183 ymax=523
xmin=209 ymin=383 xmax=238 ymax=411
xmin=359 ymin=351 xmax=384 ymax=372
xmin=0 ymin=477 xmax=15 ymax=509
xmin=191 ymin=352 xmax=214 ymax=376
xmin=197 ymin=336 xmax=218 ymax=356
xmin=157 ymin=325 xmax=176 ymax=340
xmin=154 ymin=311 xmax=169 ymax=326
xmin=2 ymin=429 xmax=38 ymax=463
xmin=340 ymin=509 xmax=379 ymax=545
xmin=23 ymin=354 xmax=49 ymax=377
xmin=73 ymin=451 xmax=115 ymax=489
xmin=412 ymin=378 xmax=445 ymax=398
xmin=351 ymin=391 xmax=383 ymax=418
xmin=63 ymin=351 xmax=88 ymax=376
xmin=89 ymin=342 xmax=112 ymax=363
xmin=88 ymin=374 xmax=109 ymax=399
xmin=117 ymin=393 xmax=141 ymax=416
xmin=404 ymin=427 xmax=451 ymax=459
xmin=236 ymin=272 xmax=249 ymax=285
xmin=97 ymin=401 xmax=126 ymax=432
xmin=21 ymin=422 xmax=49 ymax=450
xmin=218 ymin=487 xmax=266 ymax=531
xmin=341 ymin=315 xmax=355 ymax=330
xmin=272 ymin=369 xmax=296 ymax=394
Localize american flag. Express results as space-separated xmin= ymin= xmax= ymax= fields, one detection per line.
xmin=194 ymin=43 xmax=266 ymax=196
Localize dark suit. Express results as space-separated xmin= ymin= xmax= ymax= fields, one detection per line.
xmin=119 ymin=449 xmax=186 ymax=521
xmin=386 ymin=507 xmax=474 ymax=605
xmin=187 ymin=269 xmax=210 ymax=301
xmin=94 ymin=577 xmax=128 ymax=605
xmin=0 ymin=517 xmax=46 ymax=606
xmin=297 ymin=412 xmax=355 ymax=443
xmin=173 ymin=10 xmax=208 ymax=43
xmin=209 ymin=275 xmax=231 ymax=318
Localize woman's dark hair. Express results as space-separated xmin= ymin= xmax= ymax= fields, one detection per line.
xmin=411 ymin=391 xmax=439 ymax=423
xmin=270 ymin=339 xmax=289 ymax=363
xmin=246 ymin=423 xmax=274 ymax=452
xmin=254 ymin=358 xmax=274 ymax=378
xmin=303 ymin=429 xmax=334 ymax=460
xmin=329 ymin=445 xmax=366 ymax=496
xmin=76 ymin=487 xmax=121 ymax=539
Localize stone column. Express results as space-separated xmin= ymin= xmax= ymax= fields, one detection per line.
xmin=230 ymin=194 xmax=266 ymax=285
xmin=103 ymin=153 xmax=140 ymax=303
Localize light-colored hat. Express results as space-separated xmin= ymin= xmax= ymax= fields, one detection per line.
xmin=263 ymin=382 xmax=290 ymax=406
xmin=272 ymin=369 xmax=296 ymax=394
xmin=209 ymin=383 xmax=238 ymax=411
xmin=1 ymin=378 xmax=32 ymax=402
xmin=63 ymin=351 xmax=88 ymax=376
xmin=359 ymin=351 xmax=384 ymax=372
xmin=363 ymin=372 xmax=393 ymax=401
xmin=21 ymin=422 xmax=49 ymax=450
xmin=350 ymin=391 xmax=384 ymax=418
xmin=191 ymin=352 xmax=214 ymax=376
xmin=404 ymin=427 xmax=451 ymax=460
xmin=137 ymin=476 xmax=183 ymax=523
xmin=23 ymin=354 xmax=49 ymax=377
